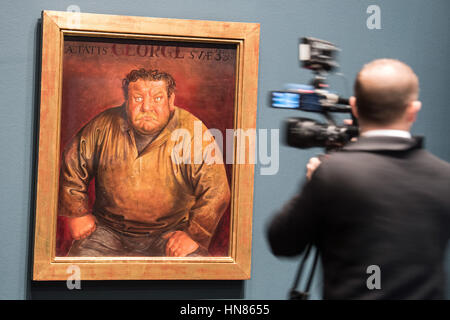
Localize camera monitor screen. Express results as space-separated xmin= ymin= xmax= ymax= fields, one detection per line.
xmin=271 ymin=91 xmax=323 ymax=112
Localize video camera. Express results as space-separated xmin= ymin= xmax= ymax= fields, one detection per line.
xmin=271 ymin=37 xmax=359 ymax=150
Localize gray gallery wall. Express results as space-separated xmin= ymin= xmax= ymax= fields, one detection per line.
xmin=0 ymin=0 xmax=449 ymax=299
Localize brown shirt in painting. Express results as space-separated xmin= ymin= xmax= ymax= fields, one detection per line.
xmin=58 ymin=105 xmax=230 ymax=250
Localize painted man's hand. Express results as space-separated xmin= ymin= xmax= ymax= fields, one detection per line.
xmin=68 ymin=214 xmax=96 ymax=240
xmin=164 ymin=231 xmax=199 ymax=257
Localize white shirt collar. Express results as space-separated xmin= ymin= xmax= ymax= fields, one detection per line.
xmin=361 ymin=129 xmax=412 ymax=139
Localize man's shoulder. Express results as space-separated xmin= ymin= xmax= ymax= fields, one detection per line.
xmin=314 ymin=146 xmax=450 ymax=185
xmin=321 ymin=146 xmax=448 ymax=168
xmin=82 ymin=105 xmax=125 ymax=130
xmin=417 ymin=149 xmax=450 ymax=170
xmin=317 ymin=151 xmax=362 ymax=172
xmin=174 ymin=106 xmax=205 ymax=131
xmin=175 ymin=106 xmax=201 ymax=121
xmin=312 ymin=152 xmax=358 ymax=184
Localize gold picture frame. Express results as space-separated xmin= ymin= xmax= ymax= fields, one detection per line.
xmin=33 ymin=10 xmax=259 ymax=280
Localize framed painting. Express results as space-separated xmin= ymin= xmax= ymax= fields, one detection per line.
xmin=33 ymin=10 xmax=260 ymax=280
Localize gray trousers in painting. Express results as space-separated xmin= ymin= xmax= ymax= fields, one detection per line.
xmin=68 ymin=218 xmax=203 ymax=257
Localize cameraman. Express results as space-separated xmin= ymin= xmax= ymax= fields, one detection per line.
xmin=267 ymin=59 xmax=450 ymax=299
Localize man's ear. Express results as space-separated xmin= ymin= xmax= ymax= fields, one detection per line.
xmin=349 ymin=96 xmax=359 ymax=119
xmin=169 ymin=93 xmax=176 ymax=112
xmin=406 ymin=100 xmax=422 ymax=123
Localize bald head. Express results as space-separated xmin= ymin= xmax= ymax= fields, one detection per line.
xmin=354 ymin=59 xmax=419 ymax=125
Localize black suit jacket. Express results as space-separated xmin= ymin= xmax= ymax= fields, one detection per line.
xmin=268 ymin=136 xmax=450 ymax=299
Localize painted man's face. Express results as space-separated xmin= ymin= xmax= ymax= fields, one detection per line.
xmin=126 ymin=79 xmax=175 ymax=135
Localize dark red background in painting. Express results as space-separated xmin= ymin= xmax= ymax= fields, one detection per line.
xmin=56 ymin=37 xmax=236 ymax=257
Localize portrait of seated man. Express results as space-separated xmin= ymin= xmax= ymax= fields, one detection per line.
xmin=58 ymin=68 xmax=231 ymax=257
